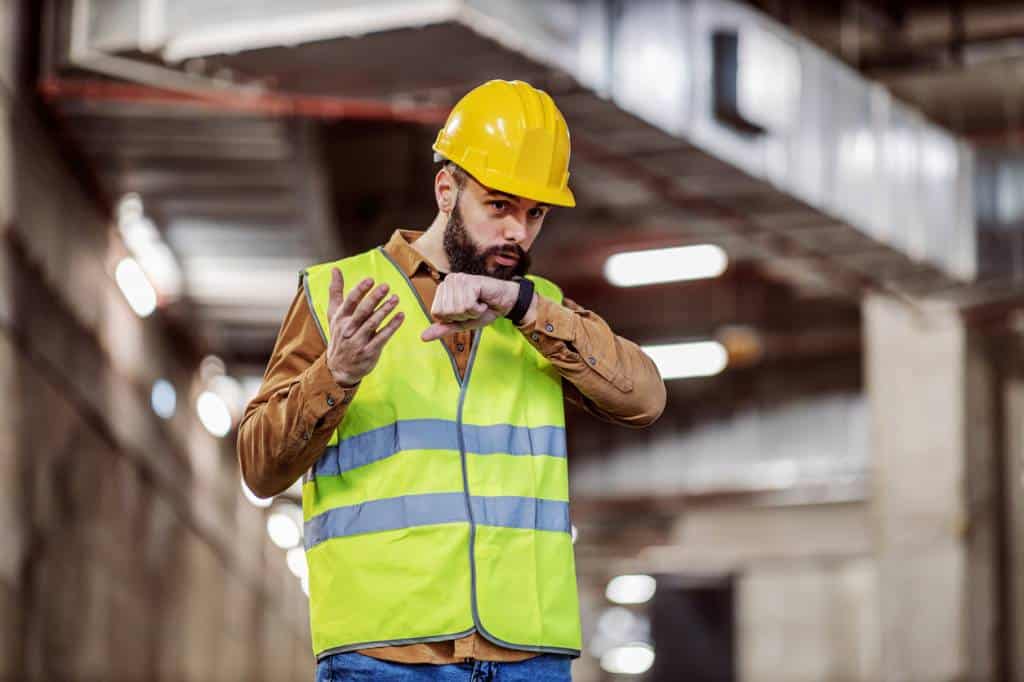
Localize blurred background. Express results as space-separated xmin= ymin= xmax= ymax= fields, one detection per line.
xmin=4 ymin=0 xmax=1024 ymax=680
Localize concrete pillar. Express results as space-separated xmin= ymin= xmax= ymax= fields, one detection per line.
xmin=864 ymin=294 xmax=998 ymax=681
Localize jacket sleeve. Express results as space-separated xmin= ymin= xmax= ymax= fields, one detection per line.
xmin=236 ymin=284 xmax=359 ymax=497
xmin=516 ymin=296 xmax=666 ymax=428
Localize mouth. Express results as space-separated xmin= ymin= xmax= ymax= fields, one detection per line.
xmin=493 ymin=253 xmax=519 ymax=267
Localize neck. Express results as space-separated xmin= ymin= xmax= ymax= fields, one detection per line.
xmin=411 ymin=211 xmax=451 ymax=272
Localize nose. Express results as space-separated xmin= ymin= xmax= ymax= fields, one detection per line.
xmin=502 ymin=215 xmax=528 ymax=244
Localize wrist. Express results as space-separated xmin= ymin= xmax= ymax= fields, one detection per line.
xmin=504 ymin=277 xmax=536 ymax=325
xmin=518 ymin=293 xmax=539 ymax=327
xmin=328 ymin=362 xmax=361 ymax=388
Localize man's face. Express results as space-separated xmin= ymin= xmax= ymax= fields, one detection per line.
xmin=443 ymin=171 xmax=550 ymax=280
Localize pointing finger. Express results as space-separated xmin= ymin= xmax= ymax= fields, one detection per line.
xmin=421 ymin=321 xmax=459 ymax=342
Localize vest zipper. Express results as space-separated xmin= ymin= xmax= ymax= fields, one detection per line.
xmin=457 ymin=330 xmax=484 ymax=636
xmin=376 ymin=247 xmax=486 ymax=631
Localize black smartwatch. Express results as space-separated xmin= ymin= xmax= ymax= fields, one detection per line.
xmin=505 ymin=277 xmax=535 ymax=325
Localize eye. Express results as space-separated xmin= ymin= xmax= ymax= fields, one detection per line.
xmin=489 ymin=200 xmax=508 ymax=211
xmin=527 ymin=207 xmax=547 ymax=220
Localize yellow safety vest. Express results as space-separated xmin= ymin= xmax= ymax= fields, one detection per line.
xmin=300 ymin=247 xmax=582 ymax=661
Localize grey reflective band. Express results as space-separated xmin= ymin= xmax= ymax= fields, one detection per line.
xmin=314 ymin=420 xmax=567 ymax=478
xmin=304 ymin=493 xmax=571 ymax=549
xmin=470 ymin=496 xmax=571 ymax=534
xmin=464 ymin=423 xmax=566 ymax=458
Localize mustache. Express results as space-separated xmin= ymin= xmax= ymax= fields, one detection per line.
xmin=486 ymin=245 xmax=526 ymax=261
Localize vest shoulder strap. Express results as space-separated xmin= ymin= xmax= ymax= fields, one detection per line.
xmin=301 ymin=250 xmax=385 ymax=344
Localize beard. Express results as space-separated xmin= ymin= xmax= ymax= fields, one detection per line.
xmin=443 ymin=196 xmax=531 ymax=280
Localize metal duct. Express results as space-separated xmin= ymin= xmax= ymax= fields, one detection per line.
xmin=67 ymin=0 xmax=978 ymax=281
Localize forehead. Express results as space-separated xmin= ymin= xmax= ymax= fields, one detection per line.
xmin=461 ymin=172 xmax=548 ymax=208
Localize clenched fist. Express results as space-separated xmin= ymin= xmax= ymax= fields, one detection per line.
xmin=421 ymin=272 xmax=533 ymax=342
xmin=325 ymin=268 xmax=405 ymax=386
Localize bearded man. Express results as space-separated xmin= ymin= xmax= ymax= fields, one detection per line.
xmin=238 ymin=80 xmax=666 ymax=682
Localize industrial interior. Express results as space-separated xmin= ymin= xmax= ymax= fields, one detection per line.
xmin=5 ymin=1 xmax=1024 ymax=680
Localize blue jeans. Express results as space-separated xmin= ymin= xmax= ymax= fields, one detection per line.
xmin=316 ymin=652 xmax=572 ymax=682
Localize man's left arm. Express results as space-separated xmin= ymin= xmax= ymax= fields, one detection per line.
xmin=517 ymin=296 xmax=666 ymax=428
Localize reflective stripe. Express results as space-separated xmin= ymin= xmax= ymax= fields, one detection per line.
xmin=470 ymin=496 xmax=571 ymax=534
xmin=305 ymin=492 xmax=468 ymax=550
xmin=305 ymin=493 xmax=571 ymax=549
xmin=463 ymin=424 xmax=566 ymax=458
xmin=314 ymin=420 xmax=566 ymax=478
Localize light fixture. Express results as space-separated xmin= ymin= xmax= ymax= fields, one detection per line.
xmin=210 ymin=375 xmax=243 ymax=415
xmin=267 ymin=510 xmax=301 ymax=549
xmin=240 ymin=475 xmax=272 ymax=509
xmin=606 ymin=574 xmax=657 ymax=605
xmin=641 ymin=341 xmax=728 ymax=380
xmin=196 ymin=390 xmax=232 ymax=437
xmin=604 ymin=244 xmax=727 ymax=287
xmin=151 ymin=379 xmax=176 ymax=419
xmin=117 ymin=194 xmax=182 ymax=298
xmin=600 ymin=643 xmax=655 ymax=675
xmin=115 ymin=257 xmax=157 ymax=317
xmin=286 ymin=547 xmax=308 ymax=579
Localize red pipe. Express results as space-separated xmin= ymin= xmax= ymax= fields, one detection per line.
xmin=38 ymin=77 xmax=451 ymax=125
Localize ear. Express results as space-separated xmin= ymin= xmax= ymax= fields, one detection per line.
xmin=434 ymin=167 xmax=458 ymax=214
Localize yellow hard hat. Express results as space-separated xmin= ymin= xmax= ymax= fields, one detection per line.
xmin=433 ymin=80 xmax=576 ymax=207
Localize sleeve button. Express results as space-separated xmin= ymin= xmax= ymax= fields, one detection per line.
xmin=326 ymin=395 xmax=336 ymax=407
xmin=588 ymin=356 xmax=597 ymax=365
xmin=303 ymin=430 xmax=312 ymax=441
xmin=531 ymin=332 xmax=540 ymax=342
xmin=545 ymin=323 xmax=554 ymax=333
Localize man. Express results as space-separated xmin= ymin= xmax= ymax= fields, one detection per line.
xmin=238 ymin=80 xmax=666 ymax=682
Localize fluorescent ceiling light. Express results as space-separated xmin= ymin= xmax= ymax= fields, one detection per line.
xmin=286 ymin=547 xmax=308 ymax=579
xmin=118 ymin=195 xmax=182 ymax=298
xmin=196 ymin=390 xmax=232 ymax=437
xmin=604 ymin=244 xmax=727 ymax=287
xmin=151 ymin=379 xmax=177 ymax=419
xmin=642 ymin=341 xmax=728 ymax=380
xmin=267 ymin=510 xmax=301 ymax=549
xmin=115 ymin=257 xmax=157 ymax=317
xmin=600 ymin=643 xmax=655 ymax=675
xmin=606 ymin=575 xmax=657 ymax=605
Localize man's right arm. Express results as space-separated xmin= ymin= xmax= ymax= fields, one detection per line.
xmin=236 ymin=285 xmax=358 ymax=498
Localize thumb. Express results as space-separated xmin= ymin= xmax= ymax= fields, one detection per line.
xmin=327 ymin=268 xmax=345 ymax=319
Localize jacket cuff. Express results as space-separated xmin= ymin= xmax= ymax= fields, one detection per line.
xmin=517 ymin=296 xmax=576 ymax=348
xmin=297 ymin=355 xmax=358 ymax=440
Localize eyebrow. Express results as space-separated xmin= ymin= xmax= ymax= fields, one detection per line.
xmin=483 ymin=190 xmax=550 ymax=210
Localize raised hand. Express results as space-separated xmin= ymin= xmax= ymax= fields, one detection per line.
xmin=325 ymin=268 xmax=405 ymax=386
xmin=421 ymin=272 xmax=522 ymax=342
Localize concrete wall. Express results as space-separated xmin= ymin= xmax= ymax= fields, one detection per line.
xmin=0 ymin=4 xmax=313 ymax=680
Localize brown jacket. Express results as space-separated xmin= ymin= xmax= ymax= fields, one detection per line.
xmin=238 ymin=229 xmax=665 ymax=664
